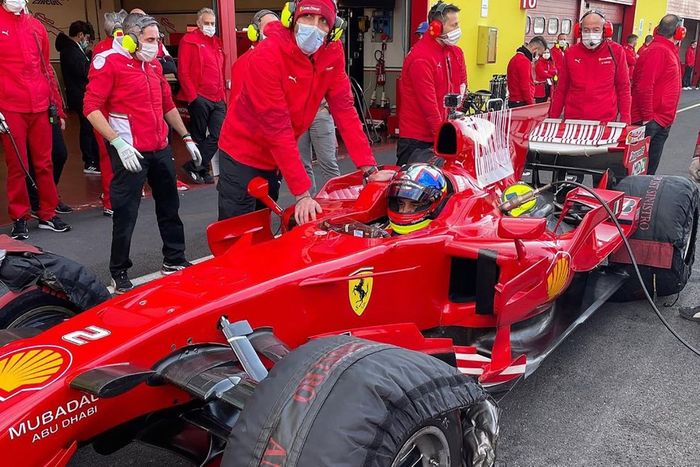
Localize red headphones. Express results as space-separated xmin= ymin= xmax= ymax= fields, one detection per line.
xmin=653 ymin=19 xmax=687 ymax=41
xmin=573 ymin=10 xmax=613 ymax=40
xmin=428 ymin=1 xmax=448 ymax=38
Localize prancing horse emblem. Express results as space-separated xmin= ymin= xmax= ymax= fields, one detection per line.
xmin=348 ymin=267 xmax=374 ymax=316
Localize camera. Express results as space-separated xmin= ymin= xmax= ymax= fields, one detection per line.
xmin=443 ymin=93 xmax=462 ymax=110
xmin=48 ymin=104 xmax=59 ymax=126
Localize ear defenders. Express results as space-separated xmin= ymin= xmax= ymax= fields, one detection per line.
xmin=281 ymin=1 xmax=346 ymax=42
xmin=248 ymin=10 xmax=279 ymax=42
xmin=427 ymin=1 xmax=448 ymax=38
xmin=573 ymin=9 xmax=613 ymax=40
xmin=652 ymin=16 xmax=688 ymax=41
xmin=121 ymin=32 xmax=139 ymax=53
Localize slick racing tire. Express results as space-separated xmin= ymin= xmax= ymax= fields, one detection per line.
xmin=610 ymin=175 xmax=699 ymax=301
xmin=0 ymin=287 xmax=77 ymax=330
xmin=223 ymin=335 xmax=498 ymax=467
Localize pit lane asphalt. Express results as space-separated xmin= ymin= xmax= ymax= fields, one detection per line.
xmin=8 ymin=95 xmax=699 ymax=466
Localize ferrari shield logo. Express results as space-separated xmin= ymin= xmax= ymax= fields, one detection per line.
xmin=348 ymin=267 xmax=373 ymax=316
xmin=547 ymin=253 xmax=571 ymax=299
xmin=0 ymin=345 xmax=72 ymax=402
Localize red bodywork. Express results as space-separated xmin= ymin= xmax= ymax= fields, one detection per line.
xmin=0 ymin=106 xmax=642 ymax=466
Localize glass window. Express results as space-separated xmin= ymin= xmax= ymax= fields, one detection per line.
xmin=533 ymin=17 xmax=545 ymax=35
xmin=561 ymin=19 xmax=572 ymax=35
xmin=547 ymin=18 xmax=559 ymax=35
xmin=526 ymin=16 xmax=531 ymax=34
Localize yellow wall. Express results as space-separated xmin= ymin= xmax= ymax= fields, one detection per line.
xmin=450 ymin=0 xmax=527 ymax=91
xmin=632 ymin=0 xmax=669 ymax=39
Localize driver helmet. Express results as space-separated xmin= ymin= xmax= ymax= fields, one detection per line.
xmin=388 ymin=164 xmax=448 ymax=235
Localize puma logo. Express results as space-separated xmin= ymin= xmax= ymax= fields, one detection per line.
xmin=574 ymin=58 xmax=581 ymax=63
xmin=127 ymin=63 xmax=134 ymax=68
xmin=288 ymin=75 xmax=297 ymax=83
xmin=325 ymin=66 xmax=334 ymax=71
xmin=1 ymin=31 xmax=8 ymax=36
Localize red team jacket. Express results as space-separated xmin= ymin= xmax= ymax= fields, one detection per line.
xmin=549 ymin=40 xmax=631 ymax=124
xmin=176 ymin=28 xmax=225 ymax=103
xmin=623 ymin=44 xmax=637 ymax=78
xmin=0 ymin=8 xmax=65 ymax=117
xmin=534 ymin=58 xmax=557 ymax=99
xmin=686 ymin=45 xmax=696 ymax=68
xmin=631 ymin=35 xmax=682 ymax=128
xmin=218 ymin=28 xmax=375 ymax=196
xmin=399 ymin=34 xmax=467 ymax=143
xmin=550 ymin=45 xmax=566 ymax=73
xmin=507 ymin=47 xmax=535 ymax=104
xmin=84 ymin=41 xmax=176 ymax=152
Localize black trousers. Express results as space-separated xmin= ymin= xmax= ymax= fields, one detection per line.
xmin=396 ymin=137 xmax=435 ymax=166
xmin=508 ymin=101 xmax=527 ymax=108
xmin=683 ymin=66 xmax=694 ymax=87
xmin=217 ymin=149 xmax=281 ymax=221
xmin=78 ymin=111 xmax=99 ymax=168
xmin=635 ymin=120 xmax=671 ymax=175
xmin=188 ymin=96 xmax=226 ymax=175
xmin=27 ymin=123 xmax=67 ymax=210
xmin=108 ymin=145 xmax=186 ymax=275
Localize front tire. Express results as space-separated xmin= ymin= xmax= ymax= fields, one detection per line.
xmin=0 ymin=288 xmax=76 ymax=330
xmin=223 ymin=336 xmax=498 ymax=467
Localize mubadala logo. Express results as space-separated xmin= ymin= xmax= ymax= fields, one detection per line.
xmin=9 ymin=394 xmax=99 ymax=443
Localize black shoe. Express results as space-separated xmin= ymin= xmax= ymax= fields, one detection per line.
xmin=83 ymin=165 xmax=101 ymax=175
xmin=183 ymin=161 xmax=205 ymax=184
xmin=55 ymin=201 xmax=73 ymax=214
xmin=103 ymin=208 xmax=113 ymax=217
xmin=161 ymin=260 xmax=193 ymax=276
xmin=203 ymin=173 xmax=215 ymax=184
xmin=11 ymin=219 xmax=29 ymax=240
xmin=38 ymin=216 xmax=71 ymax=232
xmin=111 ymin=270 xmax=134 ymax=294
xmin=679 ymin=306 xmax=700 ymax=322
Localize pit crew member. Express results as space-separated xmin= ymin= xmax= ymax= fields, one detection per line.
xmin=624 ymin=34 xmax=638 ymax=79
xmin=397 ymin=1 xmax=467 ymax=166
xmin=84 ymin=14 xmax=201 ymax=293
xmin=506 ymin=36 xmax=548 ymax=108
xmin=217 ymin=0 xmax=390 ymax=225
xmin=548 ymin=10 xmax=631 ymax=124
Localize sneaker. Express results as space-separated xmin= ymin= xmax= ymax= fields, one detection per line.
xmin=203 ymin=173 xmax=215 ymax=184
xmin=38 ymin=216 xmax=71 ymax=232
xmin=183 ymin=161 xmax=205 ymax=184
xmin=83 ymin=165 xmax=101 ymax=175
xmin=679 ymin=306 xmax=700 ymax=322
xmin=177 ymin=179 xmax=190 ymax=191
xmin=10 ymin=219 xmax=29 ymax=240
xmin=55 ymin=201 xmax=73 ymax=214
xmin=161 ymin=260 xmax=193 ymax=276
xmin=103 ymin=208 xmax=113 ymax=217
xmin=111 ymin=270 xmax=134 ymax=294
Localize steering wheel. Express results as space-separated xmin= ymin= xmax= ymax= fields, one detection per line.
xmin=320 ymin=220 xmax=389 ymax=238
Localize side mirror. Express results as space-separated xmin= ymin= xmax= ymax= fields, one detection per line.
xmin=498 ymin=217 xmax=546 ymax=240
xmin=248 ymin=177 xmax=283 ymax=216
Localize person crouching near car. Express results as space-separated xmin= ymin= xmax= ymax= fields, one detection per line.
xmin=397 ymin=1 xmax=467 ymax=167
xmin=84 ymin=14 xmax=202 ymax=294
xmin=216 ymin=0 xmax=392 ymax=226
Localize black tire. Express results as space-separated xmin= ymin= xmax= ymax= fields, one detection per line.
xmin=223 ymin=336 xmax=498 ymax=467
xmin=610 ymin=175 xmax=699 ymax=301
xmin=0 ymin=288 xmax=77 ymax=330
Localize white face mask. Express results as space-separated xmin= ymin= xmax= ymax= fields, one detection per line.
xmin=441 ymin=27 xmax=462 ymax=46
xmin=3 ymin=0 xmax=26 ymax=14
xmin=542 ymin=52 xmax=551 ymax=59
xmin=135 ymin=41 xmax=158 ymax=62
xmin=558 ymin=40 xmax=567 ymax=48
xmin=202 ymin=25 xmax=216 ymax=37
xmin=295 ymin=23 xmax=326 ymax=55
xmin=582 ymin=32 xmax=603 ymax=49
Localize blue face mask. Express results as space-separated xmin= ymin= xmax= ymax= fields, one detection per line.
xmin=295 ymin=23 xmax=326 ymax=55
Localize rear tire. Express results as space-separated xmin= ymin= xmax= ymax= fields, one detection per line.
xmin=0 ymin=288 xmax=76 ymax=330
xmin=223 ymin=336 xmax=498 ymax=467
xmin=610 ymin=175 xmax=699 ymax=301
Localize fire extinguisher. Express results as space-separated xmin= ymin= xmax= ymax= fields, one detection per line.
xmin=371 ymin=41 xmax=388 ymax=107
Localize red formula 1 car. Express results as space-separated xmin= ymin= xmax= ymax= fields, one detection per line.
xmin=0 ymin=108 xmax=696 ymax=466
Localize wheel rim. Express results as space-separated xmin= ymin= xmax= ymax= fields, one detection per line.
xmin=392 ymin=425 xmax=451 ymax=467
xmin=6 ymin=305 xmax=75 ymax=330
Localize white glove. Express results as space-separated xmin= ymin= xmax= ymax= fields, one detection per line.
xmin=0 ymin=111 xmax=9 ymax=134
xmin=110 ymin=136 xmax=143 ymax=173
xmin=690 ymin=157 xmax=700 ymax=182
xmin=183 ymin=134 xmax=202 ymax=166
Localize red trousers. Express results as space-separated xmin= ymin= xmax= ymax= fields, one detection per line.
xmin=0 ymin=110 xmax=58 ymax=221
xmin=94 ymin=127 xmax=113 ymax=210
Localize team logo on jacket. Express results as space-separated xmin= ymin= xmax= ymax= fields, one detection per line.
xmin=348 ymin=267 xmax=373 ymax=316
xmin=546 ymin=253 xmax=570 ymax=299
xmin=0 ymin=346 xmax=72 ymax=402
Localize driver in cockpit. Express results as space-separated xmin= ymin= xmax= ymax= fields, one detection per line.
xmin=387 ymin=164 xmax=448 ymax=235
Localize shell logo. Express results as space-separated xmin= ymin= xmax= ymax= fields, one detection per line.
xmin=0 ymin=345 xmax=72 ymax=402
xmin=547 ymin=254 xmax=570 ymax=299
